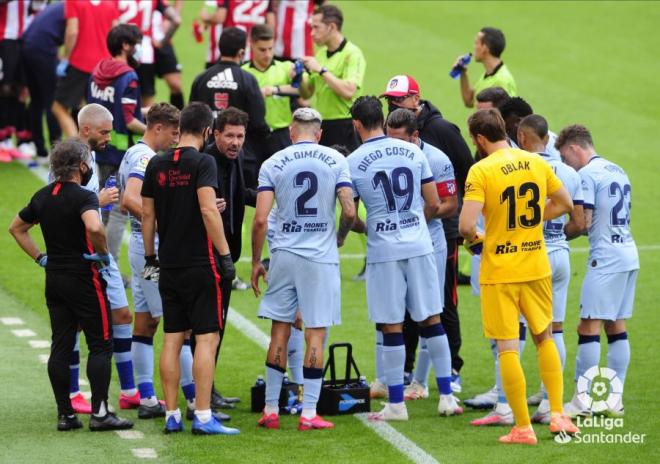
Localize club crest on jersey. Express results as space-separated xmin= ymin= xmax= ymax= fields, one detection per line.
xmin=214 ymin=92 xmax=229 ymax=110
xmin=158 ymin=171 xmax=167 ymax=187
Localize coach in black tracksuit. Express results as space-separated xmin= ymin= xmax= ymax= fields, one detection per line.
xmin=9 ymin=139 xmax=132 ymax=432
xmin=189 ymin=27 xmax=270 ymax=189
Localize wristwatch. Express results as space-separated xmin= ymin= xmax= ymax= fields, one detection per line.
xmin=319 ymin=66 xmax=328 ymax=76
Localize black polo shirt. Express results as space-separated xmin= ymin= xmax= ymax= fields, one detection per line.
xmin=141 ymin=146 xmax=218 ymax=268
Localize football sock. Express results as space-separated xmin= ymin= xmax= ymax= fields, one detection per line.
xmin=132 ymin=335 xmax=156 ymax=404
xmin=194 ymin=409 xmax=212 ymax=424
xmin=375 ymin=329 xmax=385 ymax=383
xmin=382 ymin=332 xmax=405 ymax=404
xmin=113 ymin=323 xmax=136 ymax=394
xmin=499 ymin=350 xmax=530 ymax=427
xmin=491 ymin=339 xmax=507 ymax=403
xmin=93 ymin=400 xmax=108 ymax=418
xmin=412 ymin=337 xmax=431 ymax=387
xmin=537 ymin=339 xmax=564 ymax=414
xmin=166 ymin=409 xmax=182 ymax=423
xmin=553 ymin=330 xmax=566 ymax=369
xmin=518 ymin=323 xmax=527 ymax=355
xmin=302 ymin=366 xmax=323 ymax=417
xmin=420 ymin=324 xmax=452 ymax=395
xmin=607 ymin=332 xmax=630 ymax=386
xmin=287 ymin=328 xmax=304 ymax=385
xmin=575 ymin=334 xmax=600 ymax=382
xmin=180 ymin=340 xmax=195 ymax=401
xmin=265 ymin=362 xmax=285 ymax=408
xmin=69 ymin=332 xmax=81 ymax=395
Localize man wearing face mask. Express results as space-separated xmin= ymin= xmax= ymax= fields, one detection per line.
xmin=381 ymin=74 xmax=473 ymax=390
xmin=203 ymin=107 xmax=256 ymax=409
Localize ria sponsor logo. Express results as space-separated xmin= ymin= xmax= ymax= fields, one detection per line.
xmin=495 ymin=241 xmax=517 ymax=254
xmin=375 ymin=219 xmax=397 ymax=232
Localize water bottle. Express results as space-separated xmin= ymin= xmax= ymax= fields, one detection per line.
xmin=359 ymin=375 xmax=368 ymax=388
xmin=102 ymin=175 xmax=116 ymax=212
xmin=292 ymin=59 xmax=304 ymax=88
xmin=449 ymin=52 xmax=472 ymax=79
xmin=283 ymin=374 xmax=290 ymax=385
xmin=255 ymin=375 xmax=265 ymax=387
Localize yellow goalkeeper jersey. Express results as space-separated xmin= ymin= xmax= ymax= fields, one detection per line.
xmin=464 ymin=148 xmax=563 ymax=284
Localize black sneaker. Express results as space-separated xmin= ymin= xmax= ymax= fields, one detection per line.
xmin=186 ymin=406 xmax=231 ymax=422
xmin=211 ymin=389 xmax=236 ymax=410
xmin=138 ymin=402 xmax=166 ymax=419
xmin=57 ymin=414 xmax=83 ymax=431
xmin=89 ymin=412 xmax=134 ymax=431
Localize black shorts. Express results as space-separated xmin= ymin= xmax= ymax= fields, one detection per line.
xmin=159 ymin=266 xmax=224 ymax=334
xmin=137 ymin=63 xmax=156 ymax=98
xmin=54 ymin=65 xmax=90 ymax=109
xmin=154 ymin=43 xmax=181 ymax=77
xmin=0 ymin=39 xmax=22 ymax=86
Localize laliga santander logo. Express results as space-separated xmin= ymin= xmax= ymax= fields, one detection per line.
xmin=576 ymin=366 xmax=623 ymax=413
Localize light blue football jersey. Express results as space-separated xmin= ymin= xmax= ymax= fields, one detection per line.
xmin=420 ymin=140 xmax=456 ymax=253
xmin=540 ymin=152 xmax=583 ymax=252
xmin=258 ymin=141 xmax=352 ymax=263
xmin=545 ymin=130 xmax=561 ymax=161
xmin=579 ymin=156 xmax=639 ymax=273
xmin=118 ymin=141 xmax=157 ymax=255
xmin=348 ymin=135 xmax=434 ymax=263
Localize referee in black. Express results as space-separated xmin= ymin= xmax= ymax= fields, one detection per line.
xmin=140 ymin=102 xmax=239 ymax=435
xmin=9 ymin=139 xmax=133 ymax=432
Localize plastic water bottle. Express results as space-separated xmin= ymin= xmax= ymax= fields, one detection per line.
xmin=359 ymin=375 xmax=368 ymax=388
xmin=255 ymin=375 xmax=265 ymax=387
xmin=292 ymin=59 xmax=304 ymax=88
xmin=449 ymin=52 xmax=472 ymax=79
xmin=102 ymin=175 xmax=116 ymax=212
xmin=283 ymin=374 xmax=290 ymax=385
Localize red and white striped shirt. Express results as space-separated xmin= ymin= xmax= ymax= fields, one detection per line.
xmin=117 ymin=0 xmax=169 ymax=64
xmin=274 ymin=0 xmax=314 ymax=60
xmin=0 ymin=0 xmax=32 ymax=41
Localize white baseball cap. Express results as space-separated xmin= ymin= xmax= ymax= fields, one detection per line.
xmin=380 ymin=75 xmax=421 ymax=98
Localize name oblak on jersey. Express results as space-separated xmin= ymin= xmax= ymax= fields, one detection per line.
xmin=500 ymin=160 xmax=531 ymax=176
xmin=357 ymin=146 xmax=416 ymax=173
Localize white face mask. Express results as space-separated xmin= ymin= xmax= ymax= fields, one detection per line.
xmin=132 ymin=44 xmax=143 ymax=63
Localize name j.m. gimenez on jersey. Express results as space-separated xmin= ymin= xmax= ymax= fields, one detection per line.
xmin=271 ymin=150 xmax=338 ymax=172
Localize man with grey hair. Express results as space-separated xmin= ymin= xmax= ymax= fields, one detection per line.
xmin=9 ymin=139 xmax=133 ymax=431
xmin=252 ymin=107 xmax=355 ymax=431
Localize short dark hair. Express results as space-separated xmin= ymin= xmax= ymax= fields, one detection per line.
xmin=479 ymin=27 xmax=506 ymax=58
xmin=385 ymin=108 xmax=417 ymax=135
xmin=50 ymin=138 xmax=91 ymax=181
xmin=214 ymin=107 xmax=249 ymax=132
xmin=107 ymin=24 xmax=141 ymax=57
xmin=314 ymin=4 xmax=343 ymax=30
xmin=518 ymin=114 xmax=548 ymax=139
xmin=467 ymin=109 xmax=507 ymax=143
xmin=146 ymin=103 xmax=180 ymax=129
xmin=219 ymin=27 xmax=247 ymax=57
xmin=179 ymin=102 xmax=213 ymax=136
xmin=251 ymin=24 xmax=273 ymax=42
xmin=330 ymin=144 xmax=349 ymax=157
xmin=498 ymin=96 xmax=533 ymax=120
xmin=350 ymin=96 xmax=384 ymax=131
xmin=555 ymin=124 xmax=594 ymax=150
xmin=475 ymin=86 xmax=510 ymax=107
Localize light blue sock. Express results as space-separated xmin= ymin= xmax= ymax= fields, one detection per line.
xmin=180 ymin=340 xmax=195 ymax=400
xmin=607 ymin=332 xmax=630 ymax=387
xmin=420 ymin=324 xmax=452 ymax=395
xmin=412 ymin=338 xmax=431 ymax=387
xmin=132 ymin=335 xmax=155 ymax=399
xmin=302 ymin=367 xmax=323 ymax=410
xmin=375 ymin=329 xmax=385 ymax=383
xmin=287 ymin=328 xmax=304 ymax=385
xmin=576 ymin=334 xmax=600 ymax=382
xmin=382 ymin=333 xmax=405 ymax=404
xmin=265 ymin=363 xmax=285 ymax=407
xmin=113 ymin=323 xmax=135 ymax=392
xmin=70 ymin=332 xmax=81 ymax=394
xmin=553 ymin=330 xmax=566 ymax=369
xmin=491 ymin=339 xmax=507 ymax=403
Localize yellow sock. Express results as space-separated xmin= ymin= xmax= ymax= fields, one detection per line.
xmin=499 ymin=350 xmax=530 ymax=427
xmin=537 ymin=338 xmax=564 ymax=414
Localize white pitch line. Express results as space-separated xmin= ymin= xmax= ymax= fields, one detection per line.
xmin=131 ymin=448 xmax=158 ymax=459
xmin=29 ymin=340 xmax=50 ymax=349
xmin=355 ymin=414 xmax=440 ymax=464
xmin=227 ymin=307 xmax=437 ymax=463
xmin=0 ymin=317 xmax=24 ymax=325
xmin=116 ymin=430 xmax=144 ymax=440
xmin=12 ymin=329 xmax=36 ymax=337
xmin=38 ymin=354 xmax=49 ymax=364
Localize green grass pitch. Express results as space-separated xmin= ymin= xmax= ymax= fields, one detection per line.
xmin=0 ymin=1 xmax=659 ymax=462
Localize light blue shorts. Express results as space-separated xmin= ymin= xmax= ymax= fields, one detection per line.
xmin=548 ymin=248 xmax=570 ymax=322
xmin=258 ymin=250 xmax=340 ymax=328
xmin=366 ymin=253 xmax=442 ymax=324
xmin=471 ymin=254 xmax=481 ymax=296
xmin=129 ymin=251 xmax=162 ymax=317
xmin=580 ymin=269 xmax=638 ymax=321
xmin=103 ymin=254 xmax=129 ymax=310
xmin=434 ymin=246 xmax=447 ymax=310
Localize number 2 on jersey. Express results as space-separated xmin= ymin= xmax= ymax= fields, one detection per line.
xmin=294 ymin=171 xmax=318 ymax=217
xmin=500 ymin=182 xmax=541 ymax=230
xmin=609 ymin=182 xmax=631 ymax=226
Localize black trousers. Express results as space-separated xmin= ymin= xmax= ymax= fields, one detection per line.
xmin=45 ymin=270 xmax=113 ymax=416
xmin=320 ymin=118 xmax=359 ymax=153
xmin=403 ymin=238 xmax=463 ymax=373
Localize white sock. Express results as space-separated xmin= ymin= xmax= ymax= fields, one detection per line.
xmin=140 ymin=396 xmax=159 ymax=407
xmin=264 ymin=404 xmax=279 ymax=416
xmin=301 ymin=408 xmax=316 ymax=419
xmin=194 ymin=409 xmax=212 ymax=423
xmin=94 ymin=401 xmax=108 ymax=418
xmin=187 ymin=399 xmax=195 ymax=410
xmin=166 ymin=409 xmax=181 ymax=423
xmin=388 ymin=402 xmax=406 ymax=413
